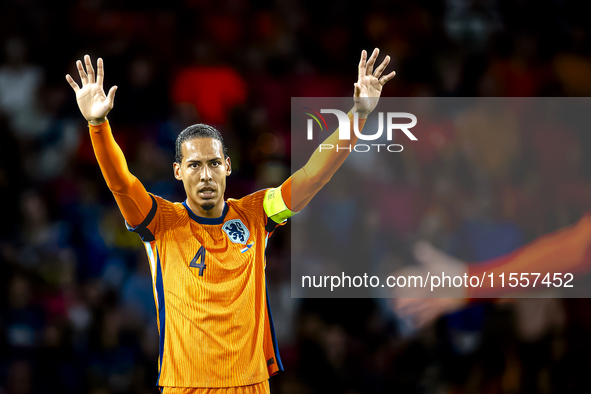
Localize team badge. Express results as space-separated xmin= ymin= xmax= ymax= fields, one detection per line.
xmin=223 ymin=219 xmax=250 ymax=245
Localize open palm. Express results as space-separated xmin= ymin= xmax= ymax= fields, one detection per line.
xmin=354 ymin=48 xmax=396 ymax=115
xmin=66 ymin=55 xmax=117 ymax=125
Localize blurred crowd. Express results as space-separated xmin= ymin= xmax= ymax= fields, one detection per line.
xmin=3 ymin=0 xmax=591 ymax=393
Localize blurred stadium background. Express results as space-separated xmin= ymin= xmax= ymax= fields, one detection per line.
xmin=2 ymin=0 xmax=591 ymax=393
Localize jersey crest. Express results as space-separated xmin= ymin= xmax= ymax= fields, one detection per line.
xmin=223 ymin=219 xmax=250 ymax=244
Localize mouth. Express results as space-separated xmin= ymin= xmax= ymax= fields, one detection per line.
xmin=198 ymin=186 xmax=216 ymax=199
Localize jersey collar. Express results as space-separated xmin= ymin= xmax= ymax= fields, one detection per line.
xmin=183 ymin=201 xmax=229 ymax=225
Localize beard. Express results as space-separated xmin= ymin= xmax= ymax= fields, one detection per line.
xmin=201 ymin=202 xmax=215 ymax=212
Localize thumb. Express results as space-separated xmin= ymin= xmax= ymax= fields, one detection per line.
xmin=107 ymin=85 xmax=118 ymax=106
xmin=353 ymin=83 xmax=361 ymax=98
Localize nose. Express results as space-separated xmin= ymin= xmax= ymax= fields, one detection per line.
xmin=200 ymin=165 xmax=212 ymax=182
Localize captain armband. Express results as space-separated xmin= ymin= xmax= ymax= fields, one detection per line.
xmin=264 ymin=187 xmax=295 ymax=224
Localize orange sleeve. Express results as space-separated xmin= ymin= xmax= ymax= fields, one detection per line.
xmin=288 ymin=112 xmax=366 ymax=212
xmin=468 ymin=213 xmax=591 ymax=298
xmin=88 ymin=120 xmax=153 ymax=227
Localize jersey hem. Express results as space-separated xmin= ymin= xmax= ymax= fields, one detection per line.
xmin=156 ymin=376 xmax=270 ymax=389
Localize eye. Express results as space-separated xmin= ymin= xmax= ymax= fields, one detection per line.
xmin=212 ymin=161 xmax=221 ymax=167
xmin=189 ymin=163 xmax=198 ymax=168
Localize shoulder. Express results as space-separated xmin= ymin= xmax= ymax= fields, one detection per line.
xmin=227 ymin=189 xmax=268 ymax=210
xmin=226 ymin=189 xmax=270 ymax=227
xmin=148 ymin=193 xmax=183 ymax=210
xmin=151 ymin=194 xmax=185 ymax=211
xmin=127 ymin=193 xmax=187 ymax=242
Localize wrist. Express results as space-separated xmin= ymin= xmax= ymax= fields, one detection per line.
xmin=88 ymin=117 xmax=107 ymax=126
xmin=350 ymin=107 xmax=370 ymax=119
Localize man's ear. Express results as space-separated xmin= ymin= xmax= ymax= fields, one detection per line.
xmin=173 ymin=162 xmax=182 ymax=181
xmin=225 ymin=157 xmax=232 ymax=176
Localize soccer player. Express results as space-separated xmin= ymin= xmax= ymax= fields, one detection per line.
xmin=65 ymin=49 xmax=395 ymax=393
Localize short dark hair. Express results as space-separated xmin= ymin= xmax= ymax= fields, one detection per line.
xmin=175 ymin=124 xmax=229 ymax=163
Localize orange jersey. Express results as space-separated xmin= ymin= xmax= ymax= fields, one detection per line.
xmin=128 ymin=189 xmax=283 ymax=388
xmin=88 ymin=115 xmax=365 ymax=389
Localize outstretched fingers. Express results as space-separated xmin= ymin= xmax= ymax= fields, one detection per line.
xmin=365 ymin=48 xmax=379 ymax=76
xmin=106 ymin=85 xmax=118 ymax=108
xmin=373 ymin=55 xmax=390 ymax=79
xmin=358 ymin=50 xmax=367 ymax=80
xmin=97 ymin=57 xmax=104 ymax=88
xmin=65 ymin=74 xmax=80 ymax=92
xmin=84 ymin=55 xmax=95 ymax=84
xmin=380 ymin=70 xmax=396 ymax=85
xmin=77 ymin=60 xmax=88 ymax=86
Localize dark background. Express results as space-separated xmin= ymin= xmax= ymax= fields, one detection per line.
xmin=2 ymin=0 xmax=591 ymax=393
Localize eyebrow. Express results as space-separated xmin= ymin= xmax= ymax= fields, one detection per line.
xmin=185 ymin=157 xmax=223 ymax=164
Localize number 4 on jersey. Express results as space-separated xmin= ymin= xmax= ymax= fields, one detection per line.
xmin=190 ymin=246 xmax=207 ymax=276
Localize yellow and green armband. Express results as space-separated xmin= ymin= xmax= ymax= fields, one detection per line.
xmin=263 ymin=187 xmax=295 ymax=224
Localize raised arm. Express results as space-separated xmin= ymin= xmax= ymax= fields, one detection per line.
xmin=66 ymin=55 xmax=152 ymax=227
xmin=391 ymin=213 xmax=591 ymax=328
xmin=284 ymin=48 xmax=396 ymax=213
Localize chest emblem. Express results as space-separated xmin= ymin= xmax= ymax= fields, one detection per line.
xmin=223 ymin=219 xmax=250 ymax=245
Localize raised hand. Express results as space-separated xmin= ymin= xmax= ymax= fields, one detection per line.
xmin=390 ymin=241 xmax=469 ymax=329
xmin=66 ymin=55 xmax=117 ymax=125
xmin=353 ymin=48 xmax=396 ymax=116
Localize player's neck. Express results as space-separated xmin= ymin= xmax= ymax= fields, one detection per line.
xmin=185 ymin=197 xmax=226 ymax=219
